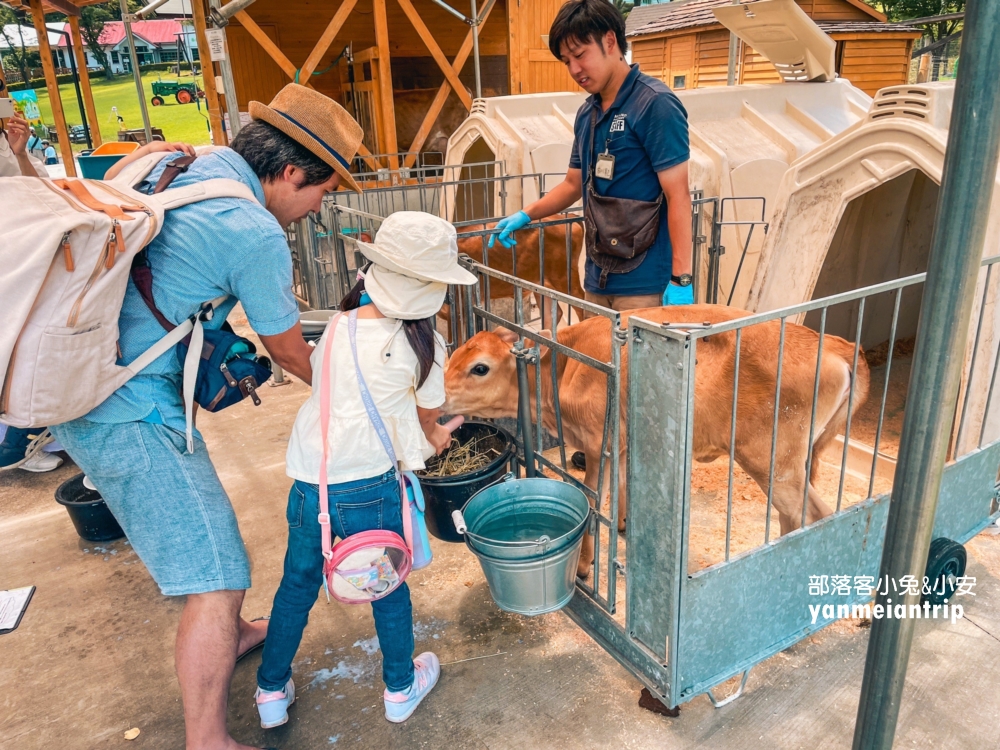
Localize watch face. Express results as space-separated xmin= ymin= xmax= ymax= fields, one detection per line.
xmin=674 ymin=274 xmax=693 ymax=287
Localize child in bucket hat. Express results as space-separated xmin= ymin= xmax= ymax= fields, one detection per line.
xmin=256 ymin=212 xmax=476 ymax=729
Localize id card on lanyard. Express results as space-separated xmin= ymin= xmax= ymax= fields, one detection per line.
xmin=595 ymin=150 xmax=615 ymax=180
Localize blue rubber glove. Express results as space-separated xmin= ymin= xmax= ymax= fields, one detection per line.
xmin=663 ymin=283 xmax=694 ymax=306
xmin=488 ymin=210 xmax=531 ymax=249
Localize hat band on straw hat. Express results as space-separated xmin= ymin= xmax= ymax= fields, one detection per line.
xmin=273 ymin=109 xmax=351 ymax=170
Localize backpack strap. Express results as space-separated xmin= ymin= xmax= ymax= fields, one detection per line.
xmin=152 ymin=153 xmax=197 ymax=193
xmin=52 ymin=179 xmax=144 ymax=221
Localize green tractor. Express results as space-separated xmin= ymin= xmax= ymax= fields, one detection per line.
xmin=150 ymin=80 xmax=203 ymax=106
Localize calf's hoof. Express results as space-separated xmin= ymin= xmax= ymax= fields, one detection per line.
xmin=576 ymin=561 xmax=593 ymax=580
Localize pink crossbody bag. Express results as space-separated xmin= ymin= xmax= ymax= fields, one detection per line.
xmin=318 ymin=309 xmax=445 ymax=604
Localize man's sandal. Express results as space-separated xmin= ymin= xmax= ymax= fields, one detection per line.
xmin=237 ymin=616 xmax=269 ymax=663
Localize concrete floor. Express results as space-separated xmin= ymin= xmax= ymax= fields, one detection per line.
xmin=4 ymin=325 xmax=1000 ymax=749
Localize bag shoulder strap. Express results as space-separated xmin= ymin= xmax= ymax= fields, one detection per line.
xmin=346 ymin=310 xmax=414 ymax=551
xmin=319 ymin=312 xmax=345 ymax=572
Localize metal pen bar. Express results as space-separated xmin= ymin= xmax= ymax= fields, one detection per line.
xmin=460 ymin=256 xmax=613 ymax=321
xmin=513 ymin=291 xmax=536 ymax=478
xmin=956 ymin=263 xmax=993 ymax=451
xmin=764 ymin=318 xmax=787 ymax=544
xmin=534 ymin=452 xmax=599 ymax=501
xmin=853 ymin=1 xmax=1000 ymax=743
xmin=534 ymin=346 xmax=544 ymax=458
xmin=979 ymin=324 xmax=1000 ymax=448
xmin=607 ymin=325 xmax=624 ymax=610
xmin=679 ymin=256 xmax=1000 ymax=340
xmin=468 ymin=307 xmax=616 ymax=374
xmin=802 ymin=307 xmax=827 ymax=529
xmin=869 ymin=288 xmax=902 ymax=499
xmin=550 ymin=299 xmax=568 ymax=471
xmin=120 ymin=0 xmax=154 ymax=144
xmin=725 ymin=328 xmax=741 ymax=561
xmin=837 ymin=296 xmax=866 ymax=511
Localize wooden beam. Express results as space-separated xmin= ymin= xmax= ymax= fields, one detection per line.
xmin=300 ymin=0 xmax=358 ymax=80
xmin=371 ymin=0 xmax=398 ymax=168
xmin=192 ymin=0 xmax=226 ymax=145
xmin=403 ymin=0 xmax=495 ymax=167
xmin=395 ymin=0 xmax=472 ymax=110
xmin=29 ymin=0 xmax=75 ymax=176
xmin=67 ymin=15 xmax=101 ymax=148
xmin=232 ymin=10 xmax=300 ymax=81
xmin=43 ymin=0 xmax=80 ymax=17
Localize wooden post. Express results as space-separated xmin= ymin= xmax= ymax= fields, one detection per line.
xmin=68 ymin=15 xmax=101 ymax=148
xmin=372 ymin=0 xmax=398 ymax=169
xmin=233 ymin=11 xmax=299 ymax=81
xmin=192 ymin=0 xmax=226 ymax=145
xmin=403 ymin=0 xmax=495 ymax=167
xmin=29 ymin=0 xmax=75 ymax=175
xmin=396 ymin=0 xmax=472 ymax=110
xmin=300 ymin=0 xmax=359 ymax=80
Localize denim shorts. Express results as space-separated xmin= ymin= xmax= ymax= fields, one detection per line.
xmin=51 ymin=418 xmax=251 ymax=596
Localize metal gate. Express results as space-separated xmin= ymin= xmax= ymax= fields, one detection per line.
xmin=621 ymin=254 xmax=1000 ymax=708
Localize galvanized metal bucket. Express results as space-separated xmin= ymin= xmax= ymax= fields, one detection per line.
xmin=453 ymin=477 xmax=590 ymax=616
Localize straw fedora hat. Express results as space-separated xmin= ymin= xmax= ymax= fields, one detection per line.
xmin=248 ymin=83 xmax=364 ymax=193
xmin=356 ymin=212 xmax=477 ymax=285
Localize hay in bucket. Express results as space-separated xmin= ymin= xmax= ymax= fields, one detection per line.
xmin=419 ymin=433 xmax=503 ymax=478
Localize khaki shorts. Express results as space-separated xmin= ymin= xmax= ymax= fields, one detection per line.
xmin=583 ymin=292 xmax=662 ymax=317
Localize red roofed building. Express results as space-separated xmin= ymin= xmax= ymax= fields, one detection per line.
xmin=53 ymin=18 xmax=198 ymax=75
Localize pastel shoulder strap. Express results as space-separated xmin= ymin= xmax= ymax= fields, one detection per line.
xmin=347 ymin=310 xmax=414 ymax=551
xmin=319 ymin=312 xmax=345 ymax=569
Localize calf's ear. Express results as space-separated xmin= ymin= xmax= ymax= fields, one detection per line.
xmin=493 ymin=327 xmax=521 ymax=345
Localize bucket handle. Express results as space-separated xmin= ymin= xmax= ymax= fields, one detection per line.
xmin=451 ymin=508 xmax=556 ymax=548
xmin=452 ymin=509 xmax=467 ymax=535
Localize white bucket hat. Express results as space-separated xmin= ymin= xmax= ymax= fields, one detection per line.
xmin=356 ymin=212 xmax=477 ymax=320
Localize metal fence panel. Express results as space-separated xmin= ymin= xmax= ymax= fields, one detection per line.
xmin=627 ymin=318 xmax=694 ymax=666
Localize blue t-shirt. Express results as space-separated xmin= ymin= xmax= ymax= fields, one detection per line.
xmin=84 ymin=148 xmax=300 ymax=433
xmin=569 ymin=64 xmax=690 ymax=295
xmin=43 ymin=146 xmax=56 ymax=159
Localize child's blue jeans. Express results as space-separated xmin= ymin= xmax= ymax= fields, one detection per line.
xmin=257 ymin=471 xmax=415 ymax=693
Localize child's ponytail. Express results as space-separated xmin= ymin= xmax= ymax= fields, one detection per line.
xmin=340 ymin=266 xmax=439 ymax=388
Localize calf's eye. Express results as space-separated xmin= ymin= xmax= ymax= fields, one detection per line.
xmin=471 ymin=364 xmax=490 ymax=376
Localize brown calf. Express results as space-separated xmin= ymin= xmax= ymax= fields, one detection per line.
xmin=443 ymin=305 xmax=870 ymax=577
xmin=447 ymin=219 xmax=585 ymax=328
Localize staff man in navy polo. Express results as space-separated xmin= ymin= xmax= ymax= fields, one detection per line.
xmin=491 ymin=0 xmax=693 ymax=310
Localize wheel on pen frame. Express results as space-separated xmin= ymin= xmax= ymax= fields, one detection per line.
xmin=922 ymin=537 xmax=966 ymax=606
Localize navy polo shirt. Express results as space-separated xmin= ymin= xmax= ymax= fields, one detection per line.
xmin=569 ymin=64 xmax=690 ymax=295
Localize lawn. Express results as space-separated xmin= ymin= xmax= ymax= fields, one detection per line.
xmin=32 ymin=69 xmax=214 ymax=151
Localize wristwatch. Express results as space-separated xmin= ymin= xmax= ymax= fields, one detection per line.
xmin=671 ymin=273 xmax=693 ymax=287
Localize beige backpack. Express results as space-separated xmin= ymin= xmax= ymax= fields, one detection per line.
xmin=0 ymin=150 xmax=257 ymax=434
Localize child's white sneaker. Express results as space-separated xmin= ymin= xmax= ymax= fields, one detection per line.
xmin=255 ymin=678 xmax=295 ymax=729
xmin=383 ymin=652 xmax=440 ymax=723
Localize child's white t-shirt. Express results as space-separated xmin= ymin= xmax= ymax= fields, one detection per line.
xmin=285 ymin=315 xmax=446 ymax=485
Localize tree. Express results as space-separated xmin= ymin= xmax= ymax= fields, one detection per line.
xmin=76 ymin=0 xmax=145 ymax=80
xmin=864 ymin=1 xmax=964 ymax=43
xmin=613 ymin=0 xmax=634 ymax=20
xmin=864 ymin=1 xmax=964 ymax=80
xmin=0 ymin=6 xmax=42 ymax=86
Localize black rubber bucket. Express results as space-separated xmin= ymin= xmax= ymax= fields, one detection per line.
xmin=55 ymin=473 xmax=126 ymax=543
xmin=418 ymin=420 xmax=515 ymax=543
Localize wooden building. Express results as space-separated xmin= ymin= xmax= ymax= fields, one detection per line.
xmin=204 ymin=0 xmax=579 ymax=166
xmin=1 ymin=0 xmax=105 ymax=176
xmin=628 ymin=0 xmax=921 ymax=96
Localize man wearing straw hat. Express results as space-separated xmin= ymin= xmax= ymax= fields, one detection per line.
xmin=51 ymin=84 xmax=363 ymax=750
